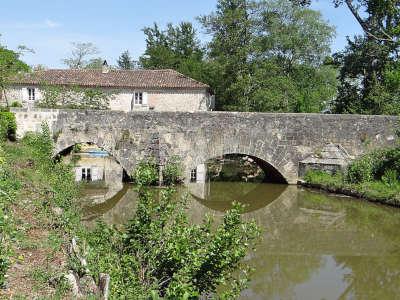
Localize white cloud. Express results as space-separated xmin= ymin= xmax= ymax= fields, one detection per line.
xmin=3 ymin=19 xmax=62 ymax=30
xmin=44 ymin=19 xmax=61 ymax=28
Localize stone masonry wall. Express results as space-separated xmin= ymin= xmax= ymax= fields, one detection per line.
xmin=11 ymin=108 xmax=399 ymax=184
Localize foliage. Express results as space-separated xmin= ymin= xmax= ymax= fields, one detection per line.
xmin=37 ymin=83 xmax=112 ymax=110
xmin=162 ymin=156 xmax=183 ymax=185
xmin=10 ymin=101 xmax=22 ymax=108
xmin=330 ymin=0 xmax=400 ymax=114
xmin=117 ymin=50 xmax=137 ymax=70
xmin=139 ymin=22 xmax=208 ymax=84
xmin=0 ymin=44 xmax=30 ymax=107
xmin=132 ymin=159 xmax=159 ymax=186
xmin=62 ymin=42 xmax=101 ymax=69
xmin=304 ymin=139 xmax=400 ymax=205
xmin=346 ymin=147 xmax=400 ymax=184
xmin=84 ymin=185 xmax=260 ymax=298
xmin=0 ymin=112 xmax=16 ymax=141
xmin=199 ymin=0 xmax=336 ymax=112
xmin=0 ymin=145 xmax=20 ymax=288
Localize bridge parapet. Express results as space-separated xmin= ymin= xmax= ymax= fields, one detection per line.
xmin=11 ymin=108 xmax=399 ymax=184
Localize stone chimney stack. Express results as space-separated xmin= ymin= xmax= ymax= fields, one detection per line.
xmin=102 ymin=60 xmax=110 ymax=74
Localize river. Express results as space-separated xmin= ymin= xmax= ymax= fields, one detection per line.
xmin=81 ymin=182 xmax=400 ymax=300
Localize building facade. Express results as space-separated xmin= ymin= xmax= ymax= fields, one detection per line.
xmin=5 ymin=67 xmax=214 ymax=112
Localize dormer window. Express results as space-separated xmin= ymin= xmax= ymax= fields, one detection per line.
xmin=28 ymin=88 xmax=35 ymax=101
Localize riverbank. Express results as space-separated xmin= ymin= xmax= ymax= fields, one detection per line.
xmin=301 ymin=170 xmax=400 ymax=207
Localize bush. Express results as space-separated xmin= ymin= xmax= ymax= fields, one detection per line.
xmin=0 ymin=112 xmax=16 ymax=141
xmin=132 ymin=159 xmax=159 ymax=186
xmin=0 ymin=146 xmax=20 ymax=288
xmin=162 ymin=156 xmax=183 ymax=185
xmin=346 ymin=155 xmax=375 ymax=183
xmin=85 ymin=185 xmax=260 ymax=299
xmin=10 ymin=101 xmax=22 ymax=108
xmin=22 ymin=122 xmax=53 ymax=164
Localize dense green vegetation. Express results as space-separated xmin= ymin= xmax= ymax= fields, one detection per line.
xmin=304 ymin=139 xmax=400 ymax=206
xmin=140 ymin=0 xmax=337 ymax=112
xmin=292 ymin=0 xmax=400 ymax=115
xmin=0 ymin=118 xmax=260 ymax=298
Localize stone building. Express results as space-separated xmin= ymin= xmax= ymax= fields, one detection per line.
xmin=5 ymin=64 xmax=214 ymax=111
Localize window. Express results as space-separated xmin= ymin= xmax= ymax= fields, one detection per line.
xmin=190 ymin=168 xmax=197 ymax=183
xmin=134 ymin=92 xmax=143 ymax=105
xmin=28 ymin=88 xmax=35 ymax=101
xmin=81 ymin=168 xmax=92 ymax=181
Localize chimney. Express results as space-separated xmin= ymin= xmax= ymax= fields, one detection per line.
xmin=102 ymin=60 xmax=110 ymax=74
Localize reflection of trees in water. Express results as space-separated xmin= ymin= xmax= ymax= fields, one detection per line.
xmin=243 ymin=254 xmax=322 ymax=300
xmin=335 ymin=255 xmax=400 ymax=299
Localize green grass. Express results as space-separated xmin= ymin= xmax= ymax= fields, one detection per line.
xmin=304 ymin=170 xmax=400 ymax=206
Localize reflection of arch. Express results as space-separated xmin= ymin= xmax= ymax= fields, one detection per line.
xmin=189 ymin=182 xmax=287 ymax=213
xmin=192 ymin=153 xmax=288 ymax=184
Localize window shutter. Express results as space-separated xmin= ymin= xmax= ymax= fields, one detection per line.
xmin=143 ymin=92 xmax=148 ymax=105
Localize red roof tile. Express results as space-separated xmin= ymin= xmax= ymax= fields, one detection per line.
xmin=12 ymin=69 xmax=209 ymax=90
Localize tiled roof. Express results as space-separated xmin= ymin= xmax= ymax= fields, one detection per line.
xmin=12 ymin=69 xmax=209 ymax=90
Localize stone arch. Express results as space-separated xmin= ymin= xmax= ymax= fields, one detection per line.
xmin=54 ymin=133 xmax=131 ymax=181
xmin=189 ymin=152 xmax=289 ymax=184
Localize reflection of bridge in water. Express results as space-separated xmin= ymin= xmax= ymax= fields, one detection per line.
xmin=188 ymin=182 xmax=288 ymax=213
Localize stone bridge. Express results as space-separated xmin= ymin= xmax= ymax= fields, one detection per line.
xmin=12 ymin=109 xmax=399 ymax=184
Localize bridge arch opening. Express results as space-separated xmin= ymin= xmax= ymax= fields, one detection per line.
xmin=192 ymin=153 xmax=288 ymax=184
xmin=56 ymin=142 xmax=131 ymax=184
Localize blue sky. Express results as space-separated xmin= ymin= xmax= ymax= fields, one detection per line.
xmin=0 ymin=0 xmax=363 ymax=68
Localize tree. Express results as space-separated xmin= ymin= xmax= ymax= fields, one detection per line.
xmin=330 ymin=1 xmax=400 ymax=114
xmin=139 ymin=22 xmax=206 ymax=79
xmin=117 ymin=50 xmax=135 ymax=70
xmin=199 ymin=0 xmax=253 ymax=110
xmin=200 ymin=0 xmax=337 ymax=112
xmin=289 ymin=0 xmax=400 ymax=114
xmin=62 ymin=42 xmax=100 ymax=69
xmin=84 ymin=57 xmax=104 ymax=70
xmin=0 ymin=43 xmax=30 ymax=107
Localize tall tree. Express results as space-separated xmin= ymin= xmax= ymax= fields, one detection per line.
xmin=62 ymin=42 xmax=100 ymax=69
xmin=199 ymin=0 xmax=253 ymax=110
xmin=331 ymin=0 xmax=400 ymax=114
xmin=117 ymin=50 xmax=135 ymax=70
xmin=289 ymin=0 xmax=400 ymax=114
xmin=139 ymin=22 xmax=211 ymax=87
xmin=140 ymin=23 xmax=204 ymax=71
xmin=200 ymin=0 xmax=337 ymax=112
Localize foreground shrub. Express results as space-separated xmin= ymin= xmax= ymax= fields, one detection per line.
xmin=162 ymin=156 xmax=183 ymax=185
xmin=84 ymin=183 xmax=260 ymax=299
xmin=0 ymin=112 xmax=16 ymax=141
xmin=0 ymin=146 xmax=20 ymax=288
xmin=132 ymin=159 xmax=159 ymax=186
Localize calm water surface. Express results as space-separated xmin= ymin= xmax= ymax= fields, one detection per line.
xmin=81 ymin=182 xmax=400 ymax=300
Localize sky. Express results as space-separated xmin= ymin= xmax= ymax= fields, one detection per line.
xmin=0 ymin=0 xmax=363 ymax=68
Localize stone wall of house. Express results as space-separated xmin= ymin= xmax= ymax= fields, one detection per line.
xmin=10 ymin=109 xmax=399 ymax=184
xmin=5 ymin=85 xmax=212 ymax=112
xmin=147 ymin=89 xmax=212 ymax=112
xmin=3 ymin=85 xmax=44 ymax=106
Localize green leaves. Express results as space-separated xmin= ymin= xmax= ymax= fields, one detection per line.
xmin=84 ymin=185 xmax=260 ymax=299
